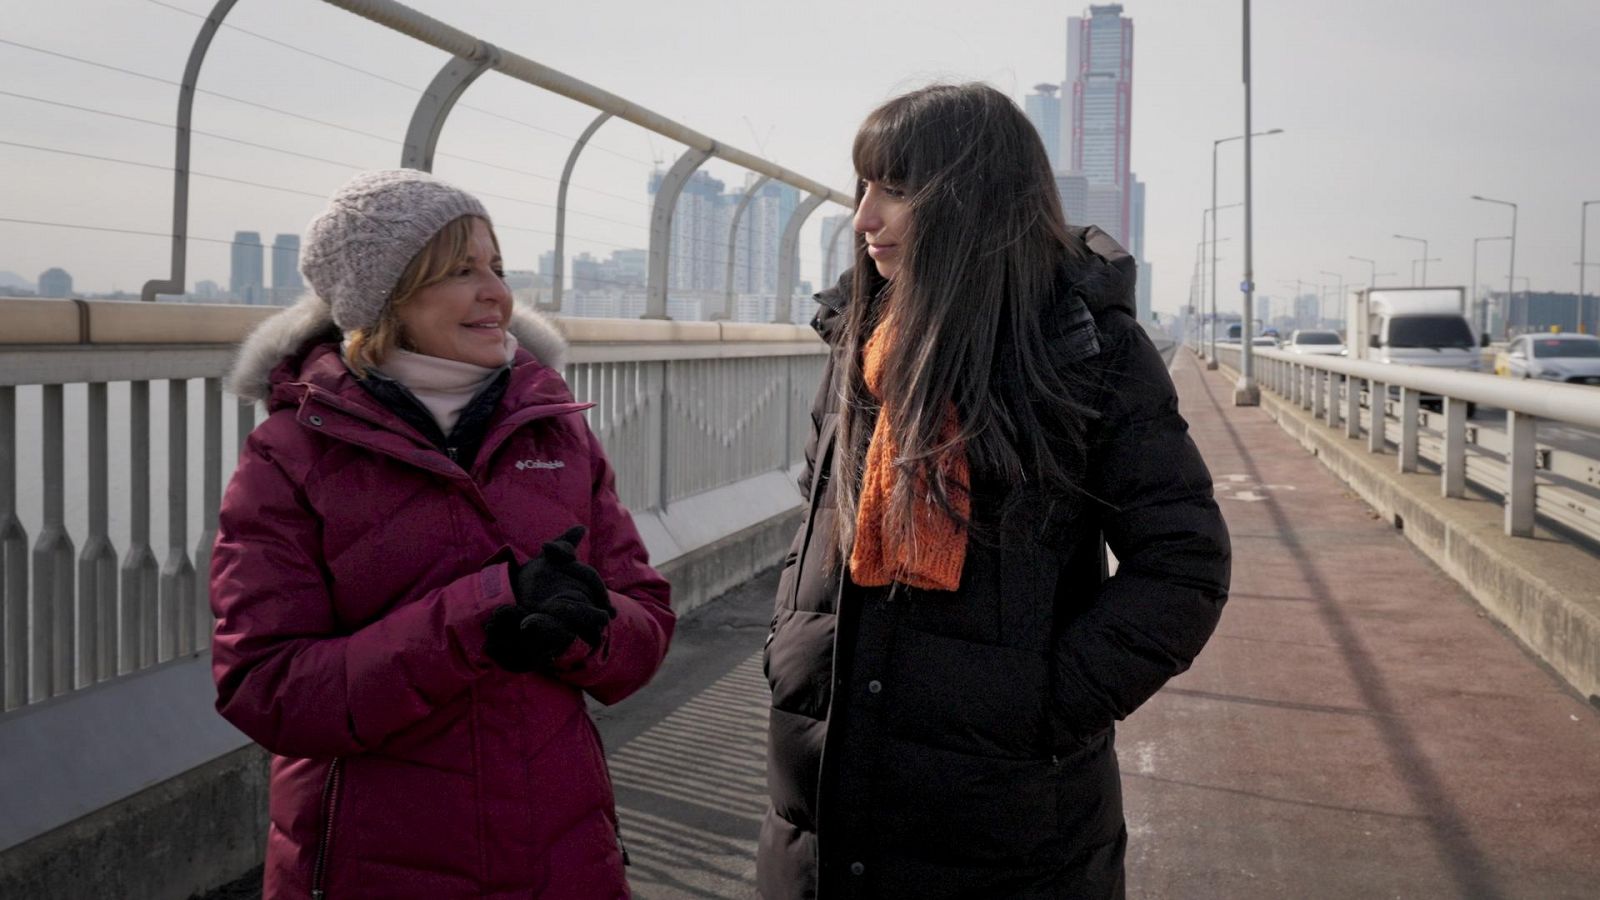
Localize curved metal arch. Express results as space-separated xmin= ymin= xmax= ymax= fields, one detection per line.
xmin=545 ymin=111 xmax=613 ymax=312
xmin=823 ymin=213 xmax=853 ymax=286
xmin=401 ymin=41 xmax=503 ymax=171
xmin=644 ymin=146 xmax=714 ymax=320
xmin=775 ymin=193 xmax=829 ymax=324
xmin=715 ymin=175 xmax=772 ymax=321
xmin=139 ymin=0 xmax=240 ymax=303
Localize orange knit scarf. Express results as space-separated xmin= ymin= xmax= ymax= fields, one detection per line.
xmin=849 ymin=321 xmax=970 ymax=591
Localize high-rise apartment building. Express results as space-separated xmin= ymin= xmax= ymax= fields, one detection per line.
xmin=650 ymin=169 xmax=728 ymax=295
xmin=271 ymin=234 xmax=302 ymax=305
xmin=820 ymin=213 xmax=853 ymax=285
xmin=230 ymin=231 xmax=264 ymax=304
xmin=730 ymin=176 xmax=786 ymax=297
xmin=1024 ymin=84 xmax=1063 ymax=171
xmin=644 ymin=170 xmax=805 ymax=319
xmin=1067 ymin=5 xmax=1134 ymax=246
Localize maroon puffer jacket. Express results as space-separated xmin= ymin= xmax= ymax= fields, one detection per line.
xmin=211 ymin=331 xmax=673 ymax=899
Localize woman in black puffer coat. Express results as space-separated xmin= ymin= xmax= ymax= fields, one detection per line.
xmin=758 ymin=83 xmax=1231 ymax=900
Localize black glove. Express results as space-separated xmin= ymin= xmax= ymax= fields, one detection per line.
xmin=484 ymin=526 xmax=616 ymax=672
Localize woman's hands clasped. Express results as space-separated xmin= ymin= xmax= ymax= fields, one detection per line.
xmin=484 ymin=525 xmax=617 ymax=672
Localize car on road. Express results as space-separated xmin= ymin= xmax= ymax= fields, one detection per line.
xmin=1285 ymin=329 xmax=1345 ymax=356
xmin=1496 ymin=333 xmax=1600 ymax=384
xmin=1251 ymin=335 xmax=1280 ymax=349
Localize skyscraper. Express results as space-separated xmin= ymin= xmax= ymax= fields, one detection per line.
xmin=230 ymin=231 xmax=264 ymax=304
xmin=1055 ymin=174 xmax=1089 ymax=227
xmin=1131 ymin=177 xmax=1152 ymax=322
xmin=271 ymin=234 xmax=302 ymax=305
xmin=1067 ymin=5 xmax=1134 ymax=245
xmin=649 ymin=169 xmax=728 ymax=298
xmin=1024 ymin=84 xmax=1063 ymax=171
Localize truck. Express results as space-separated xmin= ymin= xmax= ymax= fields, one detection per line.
xmin=1346 ymin=286 xmax=1483 ymax=410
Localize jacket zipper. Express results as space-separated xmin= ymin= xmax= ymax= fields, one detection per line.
xmin=311 ymin=757 xmax=343 ymax=899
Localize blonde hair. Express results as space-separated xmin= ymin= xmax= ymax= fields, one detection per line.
xmin=343 ymin=215 xmax=499 ymax=377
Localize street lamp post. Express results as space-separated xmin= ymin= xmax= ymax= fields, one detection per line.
xmin=1393 ymin=234 xmax=1429 ymax=285
xmin=1319 ymin=269 xmax=1344 ymax=328
xmin=1349 ymin=255 xmax=1377 ymax=291
xmin=1209 ymin=134 xmax=1280 ymax=371
xmin=1471 ymin=195 xmax=1518 ymax=334
xmin=1235 ymin=0 xmax=1262 ymax=405
xmin=1195 ymin=210 xmax=1207 ymax=351
xmin=1408 ymin=257 xmax=1443 ymax=287
xmin=1472 ymin=236 xmax=1511 ymax=337
xmin=1203 ymin=201 xmax=1243 ymax=360
xmin=1574 ymin=264 xmax=1600 ymax=334
xmin=1581 ymin=200 xmax=1599 ymax=335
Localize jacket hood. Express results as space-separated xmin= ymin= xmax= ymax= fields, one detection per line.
xmin=810 ymin=224 xmax=1138 ymax=343
xmin=225 ymin=292 xmax=568 ymax=403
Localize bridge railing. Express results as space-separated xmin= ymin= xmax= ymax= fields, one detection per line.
xmin=0 ymin=297 xmax=824 ymax=717
xmin=1206 ymin=342 xmax=1600 ymax=545
xmin=138 ymin=0 xmax=856 ymax=322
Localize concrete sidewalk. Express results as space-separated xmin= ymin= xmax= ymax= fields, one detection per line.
xmin=1120 ymin=352 xmax=1600 ymax=899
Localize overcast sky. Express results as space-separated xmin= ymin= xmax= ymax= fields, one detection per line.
xmin=3 ymin=0 xmax=1597 ymax=316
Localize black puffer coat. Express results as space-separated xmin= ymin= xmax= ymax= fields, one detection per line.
xmin=757 ymin=227 xmax=1231 ymax=900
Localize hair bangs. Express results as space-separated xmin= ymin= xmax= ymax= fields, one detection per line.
xmin=851 ymin=105 xmax=919 ymax=192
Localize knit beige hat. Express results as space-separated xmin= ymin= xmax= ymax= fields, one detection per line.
xmin=300 ymin=169 xmax=491 ymax=333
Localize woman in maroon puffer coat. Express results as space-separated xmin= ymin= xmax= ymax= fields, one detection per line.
xmin=211 ymin=169 xmax=673 ymax=899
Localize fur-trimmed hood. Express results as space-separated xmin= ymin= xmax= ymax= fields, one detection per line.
xmin=225 ymin=293 xmax=568 ymax=402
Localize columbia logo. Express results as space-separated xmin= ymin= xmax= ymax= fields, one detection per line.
xmin=514 ymin=459 xmax=565 ymax=471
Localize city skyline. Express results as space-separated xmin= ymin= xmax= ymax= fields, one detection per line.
xmin=2 ymin=1 xmax=1598 ymax=319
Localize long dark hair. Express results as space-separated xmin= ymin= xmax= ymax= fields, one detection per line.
xmin=832 ymin=82 xmax=1095 ymax=561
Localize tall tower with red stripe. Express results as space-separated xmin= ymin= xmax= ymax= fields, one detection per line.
xmin=1067 ymin=5 xmax=1134 ymax=247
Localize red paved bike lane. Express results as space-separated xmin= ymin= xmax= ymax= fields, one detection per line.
xmin=1118 ymin=351 xmax=1600 ymax=900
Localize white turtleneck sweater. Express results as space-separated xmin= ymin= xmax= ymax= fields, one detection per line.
xmin=361 ymin=332 xmax=517 ymax=435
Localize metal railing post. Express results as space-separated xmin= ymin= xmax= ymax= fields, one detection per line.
xmin=776 ymin=193 xmax=829 ymax=324
xmin=645 ymin=147 xmax=714 ymax=320
xmin=79 ymin=382 xmax=117 ymax=685
xmin=1368 ymin=381 xmax=1386 ymax=453
xmin=1324 ymin=369 xmax=1339 ymax=428
xmin=1505 ymin=411 xmax=1536 ymax=536
xmin=401 ymin=43 xmax=501 ymax=171
xmin=195 ymin=377 xmax=222 ymax=644
xmin=31 ymin=384 xmax=73 ymax=701
xmin=139 ymin=0 xmax=240 ymax=303
xmin=160 ymin=380 xmax=195 ymax=660
xmin=1442 ymin=397 xmax=1467 ymax=498
xmin=1398 ymin=387 xmax=1420 ymax=473
xmin=0 ymin=386 xmax=27 ymax=709
xmin=121 ymin=381 xmax=157 ymax=673
xmin=654 ymin=361 xmax=671 ymax=509
xmin=547 ymin=111 xmax=612 ymax=313
xmin=718 ymin=175 xmax=772 ymax=321
xmin=1311 ymin=369 xmax=1326 ymax=419
xmin=1344 ymin=373 xmax=1360 ymax=439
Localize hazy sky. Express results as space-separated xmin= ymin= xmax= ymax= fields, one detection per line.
xmin=3 ymin=0 xmax=1598 ymax=316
